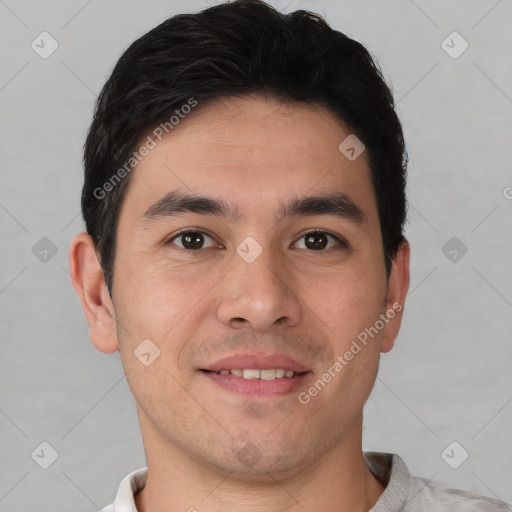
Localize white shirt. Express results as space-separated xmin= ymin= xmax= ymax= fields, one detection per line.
xmin=101 ymin=452 xmax=512 ymax=511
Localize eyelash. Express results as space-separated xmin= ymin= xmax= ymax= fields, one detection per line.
xmin=165 ymin=228 xmax=349 ymax=252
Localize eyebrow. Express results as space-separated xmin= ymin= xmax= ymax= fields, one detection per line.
xmin=141 ymin=189 xmax=366 ymax=226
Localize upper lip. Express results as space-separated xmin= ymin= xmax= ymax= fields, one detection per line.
xmin=202 ymin=353 xmax=310 ymax=373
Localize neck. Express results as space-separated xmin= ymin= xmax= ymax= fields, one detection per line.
xmin=134 ymin=413 xmax=385 ymax=512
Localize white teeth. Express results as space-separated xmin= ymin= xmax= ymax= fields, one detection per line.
xmin=215 ymin=368 xmax=298 ymax=379
xmin=260 ymin=369 xmax=276 ymax=380
xmin=243 ymin=369 xmax=260 ymax=379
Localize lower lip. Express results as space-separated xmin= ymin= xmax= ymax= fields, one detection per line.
xmin=200 ymin=370 xmax=310 ymax=397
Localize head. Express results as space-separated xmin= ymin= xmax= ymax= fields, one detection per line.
xmin=70 ymin=0 xmax=409 ymax=480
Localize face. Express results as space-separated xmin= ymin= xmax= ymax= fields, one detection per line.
xmin=83 ymin=95 xmax=408 ymax=480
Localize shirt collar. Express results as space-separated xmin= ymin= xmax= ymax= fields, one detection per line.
xmin=365 ymin=452 xmax=411 ymax=510
xmin=111 ymin=466 xmax=148 ymax=512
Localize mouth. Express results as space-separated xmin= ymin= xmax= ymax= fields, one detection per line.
xmin=199 ymin=353 xmax=311 ymax=397
xmin=201 ymin=368 xmax=306 ymax=379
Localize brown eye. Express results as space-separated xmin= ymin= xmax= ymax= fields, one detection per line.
xmin=304 ymin=232 xmax=328 ymax=250
xmin=168 ymin=231 xmax=216 ymax=250
xmin=294 ymin=231 xmax=346 ymax=251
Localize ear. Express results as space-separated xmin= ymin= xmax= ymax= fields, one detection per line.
xmin=381 ymin=239 xmax=410 ymax=353
xmin=68 ymin=232 xmax=119 ymax=354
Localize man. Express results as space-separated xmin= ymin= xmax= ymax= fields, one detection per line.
xmin=68 ymin=0 xmax=511 ymax=510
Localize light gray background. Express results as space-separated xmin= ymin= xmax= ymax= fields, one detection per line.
xmin=1 ymin=0 xmax=511 ymax=510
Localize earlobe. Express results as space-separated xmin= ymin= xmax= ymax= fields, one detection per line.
xmin=381 ymin=239 xmax=410 ymax=353
xmin=68 ymin=232 xmax=119 ymax=354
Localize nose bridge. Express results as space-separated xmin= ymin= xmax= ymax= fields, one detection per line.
xmin=233 ymin=233 xmax=283 ymax=280
xmin=239 ymin=245 xmax=285 ymax=292
xmin=216 ymin=236 xmax=302 ymax=331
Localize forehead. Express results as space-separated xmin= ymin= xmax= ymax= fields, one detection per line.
xmin=119 ymin=95 xmax=378 ymax=226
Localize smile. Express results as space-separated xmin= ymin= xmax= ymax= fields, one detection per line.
xmin=209 ymin=368 xmax=300 ymax=379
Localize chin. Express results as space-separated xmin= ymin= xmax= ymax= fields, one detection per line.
xmin=203 ymin=442 xmax=312 ymax=483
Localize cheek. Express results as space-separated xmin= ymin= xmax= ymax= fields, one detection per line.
xmin=114 ymin=259 xmax=221 ymax=375
xmin=304 ymin=265 xmax=387 ymax=341
xmin=116 ymin=259 xmax=196 ymax=331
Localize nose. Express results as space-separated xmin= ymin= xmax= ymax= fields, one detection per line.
xmin=216 ymin=243 xmax=302 ymax=332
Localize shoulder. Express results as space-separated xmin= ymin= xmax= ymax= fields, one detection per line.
xmin=365 ymin=452 xmax=511 ymax=512
xmin=406 ymin=475 xmax=512 ymax=511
